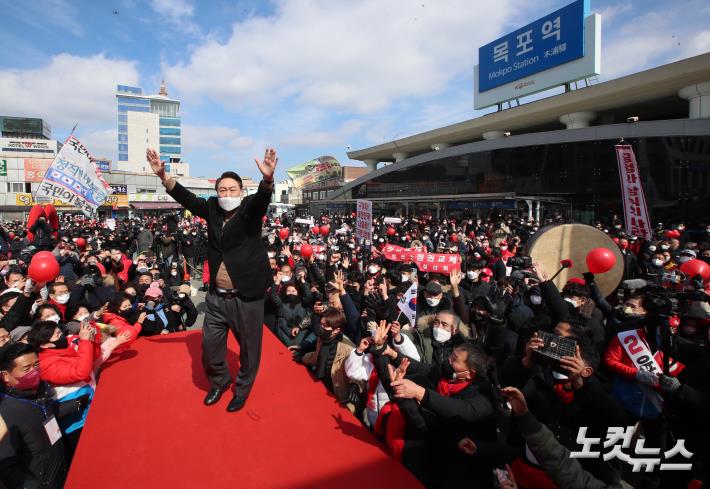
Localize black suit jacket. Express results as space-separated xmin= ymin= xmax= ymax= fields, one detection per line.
xmin=167 ymin=181 xmax=271 ymax=298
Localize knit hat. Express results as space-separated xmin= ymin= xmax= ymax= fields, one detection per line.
xmin=145 ymin=282 xmax=163 ymax=298
xmin=9 ymin=325 xmax=32 ymax=343
xmin=0 ymin=288 xmax=22 ymax=306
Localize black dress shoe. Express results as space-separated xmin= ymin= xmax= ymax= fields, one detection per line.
xmin=204 ymin=382 xmax=232 ymax=406
xmin=226 ymin=394 xmax=248 ymax=412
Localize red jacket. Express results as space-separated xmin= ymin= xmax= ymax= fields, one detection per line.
xmin=102 ymin=312 xmax=142 ymax=354
xmin=116 ymin=254 xmax=134 ymax=283
xmin=604 ymin=329 xmax=680 ymax=381
xmin=39 ymin=339 xmax=94 ymax=386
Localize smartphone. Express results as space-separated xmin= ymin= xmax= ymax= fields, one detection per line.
xmin=494 ymin=468 xmax=509 ymax=483
xmin=8 ymin=259 xmax=18 ymax=265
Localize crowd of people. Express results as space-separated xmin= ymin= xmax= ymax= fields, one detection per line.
xmin=0 ymin=209 xmax=709 ymax=488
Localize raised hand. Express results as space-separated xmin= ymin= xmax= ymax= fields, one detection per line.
xmin=449 ymin=268 xmax=462 ymax=288
xmin=373 ymin=320 xmax=390 ymax=347
xmin=255 ymin=148 xmax=278 ymax=181
xmin=500 ymin=386 xmax=528 ymax=415
xmin=146 ymin=149 xmax=166 ymax=179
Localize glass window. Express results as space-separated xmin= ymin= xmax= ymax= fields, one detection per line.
xmin=118 ymin=114 xmax=127 ymax=123
xmin=118 ymin=105 xmax=150 ymax=113
xmin=159 ymin=137 xmax=181 ymax=145
xmin=118 ymin=134 xmax=127 ymax=142
xmin=160 ymin=146 xmax=180 ymax=154
xmin=159 ymin=117 xmax=181 ymax=127
xmin=118 ymin=125 xmax=128 ymax=132
xmin=117 ymin=85 xmax=142 ymax=94
xmin=118 ymin=144 xmax=128 ymax=152
xmin=159 ymin=127 xmax=181 ymax=135
xmin=116 ymin=96 xmax=150 ymax=105
xmin=119 ymin=153 xmax=128 ymax=161
xmin=6 ymin=182 xmax=24 ymax=193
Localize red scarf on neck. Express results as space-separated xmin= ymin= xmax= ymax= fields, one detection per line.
xmin=553 ymin=383 xmax=575 ymax=404
xmin=437 ymin=377 xmax=473 ymax=397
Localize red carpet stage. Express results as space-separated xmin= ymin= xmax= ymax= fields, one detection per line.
xmin=66 ymin=329 xmax=422 ymax=488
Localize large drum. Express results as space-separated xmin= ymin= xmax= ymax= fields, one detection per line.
xmin=526 ymin=223 xmax=624 ymax=297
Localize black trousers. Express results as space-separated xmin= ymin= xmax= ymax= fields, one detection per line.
xmin=202 ymin=291 xmax=264 ymax=397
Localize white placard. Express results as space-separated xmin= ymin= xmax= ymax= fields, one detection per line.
xmin=384 ymin=217 xmax=402 ymax=224
xmin=356 ymin=200 xmax=372 ymax=243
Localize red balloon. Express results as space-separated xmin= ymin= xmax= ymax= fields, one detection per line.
xmin=28 ymin=251 xmax=60 ymax=283
xmin=664 ymin=230 xmax=674 ymax=238
xmin=311 ymin=226 xmax=320 ymax=235
xmin=75 ymin=237 xmax=87 ymax=251
xmin=586 ymin=247 xmax=617 ymax=274
xmin=278 ymin=228 xmax=289 ymax=240
xmin=671 ymin=230 xmax=681 ymax=239
xmin=450 ymin=234 xmax=459 ymax=243
xmin=320 ymin=225 xmax=330 ymax=235
xmin=300 ymin=243 xmax=313 ymax=258
xmin=679 ymin=259 xmax=710 ymax=281
xmin=386 ymin=227 xmax=396 ymax=236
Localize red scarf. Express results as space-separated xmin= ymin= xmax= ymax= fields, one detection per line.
xmin=553 ymin=383 xmax=575 ymax=404
xmin=437 ymin=378 xmax=472 ymax=397
xmin=374 ymin=402 xmax=406 ymax=461
xmin=366 ymin=368 xmax=379 ymax=410
xmin=48 ymin=300 xmax=67 ymax=320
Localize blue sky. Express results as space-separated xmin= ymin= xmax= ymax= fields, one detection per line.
xmin=1 ymin=0 xmax=709 ymax=182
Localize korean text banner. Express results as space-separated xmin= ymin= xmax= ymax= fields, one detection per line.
xmin=286 ymin=156 xmax=341 ymax=190
xmin=35 ymin=136 xmax=110 ymax=216
xmin=356 ymin=200 xmax=373 ymax=242
xmin=615 ymin=144 xmax=652 ymax=240
xmin=478 ymin=0 xmax=588 ymax=92
xmin=382 ymin=245 xmax=461 ymax=275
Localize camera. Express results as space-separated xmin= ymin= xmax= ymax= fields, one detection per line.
xmin=509 ymin=256 xmax=533 ymax=270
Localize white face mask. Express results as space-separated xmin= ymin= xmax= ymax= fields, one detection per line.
xmin=218 ymin=196 xmax=242 ymax=212
xmin=171 ymin=270 xmax=178 ymax=276
xmin=47 ymin=314 xmax=61 ymax=324
xmin=466 ymin=271 xmax=479 ymax=281
xmin=401 ymin=274 xmax=410 ymax=283
xmin=500 ymin=246 xmax=508 ymax=251
xmin=54 ymin=293 xmax=70 ymax=304
xmin=652 ymin=259 xmax=664 ymax=267
xmin=648 ymin=246 xmax=656 ymax=253
xmin=426 ymin=297 xmax=441 ymax=307
xmin=530 ymin=295 xmax=542 ymax=305
xmin=75 ymin=314 xmax=89 ymax=322
xmin=432 ymin=326 xmax=451 ymax=343
xmin=368 ymin=266 xmax=379 ymax=275
xmin=281 ymin=275 xmax=291 ymax=283
xmin=564 ymin=297 xmax=579 ymax=308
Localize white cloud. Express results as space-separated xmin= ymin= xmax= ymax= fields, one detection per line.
xmin=150 ymin=0 xmax=194 ymax=21
xmin=80 ymin=128 xmax=118 ymax=159
xmin=165 ymin=0 xmax=520 ymax=114
xmin=181 ymin=124 xmax=254 ymax=150
xmin=280 ymin=119 xmax=365 ymax=147
xmin=0 ymin=53 xmax=139 ymax=128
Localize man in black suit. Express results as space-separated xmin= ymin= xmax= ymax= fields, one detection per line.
xmin=147 ymin=148 xmax=277 ymax=412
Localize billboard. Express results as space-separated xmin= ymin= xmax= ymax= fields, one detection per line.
xmin=474 ymin=1 xmax=600 ymax=109
xmin=286 ymin=156 xmax=341 ymax=190
xmin=0 ymin=138 xmax=57 ymax=156
xmin=23 ymin=158 xmax=52 ymax=182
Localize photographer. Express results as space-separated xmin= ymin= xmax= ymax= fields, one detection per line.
xmin=166 ymin=284 xmax=198 ymax=332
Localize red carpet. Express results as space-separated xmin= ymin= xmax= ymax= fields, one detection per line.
xmin=66 ymin=329 xmax=422 ymax=489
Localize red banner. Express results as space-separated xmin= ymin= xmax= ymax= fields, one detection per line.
xmin=615 ymin=144 xmax=652 ymax=240
xmin=383 ymin=245 xmax=460 ymax=275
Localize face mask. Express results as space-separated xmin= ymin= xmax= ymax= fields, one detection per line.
xmin=51 ymin=334 xmax=69 ymax=350
xmin=137 ymin=267 xmax=149 ymax=273
xmin=661 ymin=245 xmax=670 ymax=250
xmin=530 ymin=295 xmax=542 ymax=305
xmin=368 ymin=266 xmax=379 ymax=275
xmin=441 ymin=361 xmax=468 ymax=382
xmin=466 ymin=271 xmax=479 ymax=281
xmin=316 ymin=326 xmax=335 ymax=340
xmin=120 ymin=308 xmax=133 ymax=318
xmin=652 ymin=259 xmax=664 ymax=267
xmin=47 ymin=314 xmax=61 ymax=324
xmin=54 ymin=293 xmax=70 ymax=304
xmin=75 ymin=314 xmax=89 ymax=322
xmin=218 ymin=196 xmax=242 ymax=212
xmin=15 ymin=368 xmax=41 ymax=391
xmin=432 ymin=326 xmax=452 ymax=343
xmin=564 ymin=297 xmax=579 ymax=308
xmin=401 ymin=274 xmax=410 ymax=283
xmin=281 ymin=275 xmax=291 ymax=283
xmin=450 ymin=247 xmax=458 ymax=253
xmin=500 ymin=246 xmax=508 ymax=251
xmin=648 ymin=246 xmax=656 ymax=253
xmin=285 ymin=294 xmax=300 ymax=304
xmin=426 ymin=297 xmax=441 ymax=307
xmin=146 ymin=301 xmax=156 ymax=310
xmin=171 ymin=270 xmax=178 ymax=276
